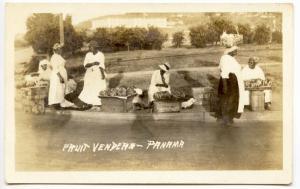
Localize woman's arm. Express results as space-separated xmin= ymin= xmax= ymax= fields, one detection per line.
xmin=99 ymin=67 xmax=105 ymax=79
xmin=57 ymin=72 xmax=64 ymax=83
xmin=84 ymin=62 xmax=99 ymax=68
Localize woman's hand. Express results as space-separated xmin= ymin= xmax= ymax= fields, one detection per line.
xmin=57 ymin=73 xmax=64 ymax=84
xmin=99 ymin=67 xmax=105 ymax=80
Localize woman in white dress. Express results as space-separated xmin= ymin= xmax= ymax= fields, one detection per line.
xmin=48 ymin=43 xmax=68 ymax=109
xmin=216 ymin=46 xmax=245 ymax=126
xmin=78 ymin=40 xmax=106 ymax=111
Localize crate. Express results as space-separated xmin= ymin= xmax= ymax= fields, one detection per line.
xmin=153 ymin=101 xmax=181 ymax=113
xmin=99 ymin=95 xmax=135 ymax=112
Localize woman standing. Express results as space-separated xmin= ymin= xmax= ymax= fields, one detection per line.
xmin=79 ymin=40 xmax=106 ymax=111
xmin=48 ymin=43 xmax=68 ymax=109
xmin=216 ymin=46 xmax=245 ymax=126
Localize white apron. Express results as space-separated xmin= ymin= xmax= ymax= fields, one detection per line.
xmin=219 ymin=54 xmax=245 ymax=113
xmin=148 ymin=70 xmax=171 ymax=102
xmin=48 ymin=53 xmax=68 ymax=105
xmin=79 ymin=51 xmax=106 ymax=105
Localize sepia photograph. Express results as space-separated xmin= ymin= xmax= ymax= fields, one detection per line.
xmin=4 ymin=3 xmax=293 ymax=184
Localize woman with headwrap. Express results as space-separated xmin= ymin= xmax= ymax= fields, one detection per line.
xmin=216 ymin=46 xmax=245 ymax=126
xmin=148 ymin=62 xmax=171 ymax=107
xmin=48 ymin=43 xmax=68 ymax=109
xmin=38 ymin=55 xmax=51 ymax=81
xmin=78 ymin=40 xmax=107 ymax=111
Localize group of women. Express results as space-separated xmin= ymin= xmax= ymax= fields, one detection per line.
xmin=46 ymin=40 xmax=269 ymax=126
xmin=48 ymin=41 xmax=106 ymax=110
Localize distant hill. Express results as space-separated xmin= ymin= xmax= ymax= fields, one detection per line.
xmin=75 ymin=12 xmax=282 ymax=32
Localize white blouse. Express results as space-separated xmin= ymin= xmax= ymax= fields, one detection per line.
xmin=219 ymin=54 xmax=242 ymax=79
xmin=83 ymin=51 xmax=105 ymax=69
xmin=241 ymin=65 xmax=265 ymax=80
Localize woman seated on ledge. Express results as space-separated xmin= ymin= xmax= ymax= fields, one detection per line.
xmin=241 ymin=57 xmax=272 ymax=110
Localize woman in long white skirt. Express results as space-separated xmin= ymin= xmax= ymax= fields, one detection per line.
xmin=78 ymin=40 xmax=107 ymax=111
xmin=48 ymin=43 xmax=68 ymax=109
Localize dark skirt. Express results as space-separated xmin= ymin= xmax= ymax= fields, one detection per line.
xmin=216 ymin=73 xmax=241 ymax=121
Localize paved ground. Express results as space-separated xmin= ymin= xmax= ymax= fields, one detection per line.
xmin=15 ymin=110 xmax=282 ymax=171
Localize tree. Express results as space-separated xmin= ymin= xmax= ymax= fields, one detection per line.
xmin=237 ymin=23 xmax=253 ymax=44
xmin=210 ymin=18 xmax=236 ymax=41
xmin=172 ymin=31 xmax=185 ymax=48
xmin=25 ymin=13 xmax=83 ymax=54
xmin=144 ymin=26 xmax=168 ymax=50
xmin=25 ymin=13 xmax=60 ymax=54
xmin=189 ymin=25 xmax=208 ymax=48
xmin=272 ymin=31 xmax=282 ymax=43
xmin=93 ymin=28 xmax=113 ymax=51
xmin=206 ymin=23 xmax=219 ymax=45
xmin=62 ymin=15 xmax=84 ymax=54
xmin=253 ymin=24 xmax=271 ymax=44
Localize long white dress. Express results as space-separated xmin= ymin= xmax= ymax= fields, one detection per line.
xmin=219 ymin=54 xmax=245 ymax=113
xmin=241 ymin=65 xmax=272 ymax=105
xmin=148 ymin=70 xmax=171 ymax=102
xmin=79 ymin=51 xmax=106 ymax=106
xmin=48 ymin=53 xmax=68 ymax=105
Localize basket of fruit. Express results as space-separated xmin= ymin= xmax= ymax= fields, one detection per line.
xmin=244 ymin=79 xmax=272 ymax=91
xmin=98 ymin=86 xmax=137 ymax=112
xmin=152 ymin=89 xmax=190 ymax=113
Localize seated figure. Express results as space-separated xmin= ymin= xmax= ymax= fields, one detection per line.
xmin=241 ymin=57 xmax=272 ymax=110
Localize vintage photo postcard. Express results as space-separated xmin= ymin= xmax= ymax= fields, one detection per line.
xmin=4 ymin=3 xmax=293 ymax=184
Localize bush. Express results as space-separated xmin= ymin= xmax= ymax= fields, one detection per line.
xmin=91 ymin=26 xmax=166 ymax=51
xmin=25 ymin=13 xmax=83 ymax=54
xmin=189 ymin=25 xmax=208 ymax=48
xmin=253 ymin=24 xmax=271 ymax=45
xmin=210 ymin=18 xmax=236 ymax=40
xmin=144 ymin=26 xmax=168 ymax=50
xmin=93 ymin=28 xmax=114 ymax=52
xmin=237 ymin=23 xmax=254 ymax=44
xmin=272 ymin=31 xmax=282 ymax=43
xmin=172 ymin=31 xmax=185 ymax=48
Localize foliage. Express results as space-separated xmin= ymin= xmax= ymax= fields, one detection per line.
xmin=272 ymin=31 xmax=282 ymax=43
xmin=25 ymin=13 xmax=83 ymax=54
xmin=237 ymin=23 xmax=254 ymax=44
xmin=189 ymin=25 xmax=208 ymax=48
xmin=172 ymin=31 xmax=185 ymax=48
xmin=253 ymin=24 xmax=272 ymax=44
xmin=144 ymin=26 xmax=168 ymax=50
xmin=210 ymin=18 xmax=236 ymax=39
xmin=91 ymin=26 xmax=166 ymax=51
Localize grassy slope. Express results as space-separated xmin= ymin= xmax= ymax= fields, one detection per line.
xmin=66 ymin=44 xmax=282 ymax=76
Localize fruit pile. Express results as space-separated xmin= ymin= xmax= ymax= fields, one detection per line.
xmin=153 ymin=91 xmax=173 ymax=101
xmin=171 ymin=88 xmax=190 ymax=101
xmin=154 ymin=88 xmax=189 ymax=102
xmin=244 ymin=79 xmax=272 ymax=90
xmin=99 ymin=86 xmax=136 ymax=97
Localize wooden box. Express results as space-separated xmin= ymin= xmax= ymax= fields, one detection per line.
xmin=153 ymin=101 xmax=181 ymax=113
xmin=99 ymin=95 xmax=135 ymax=112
